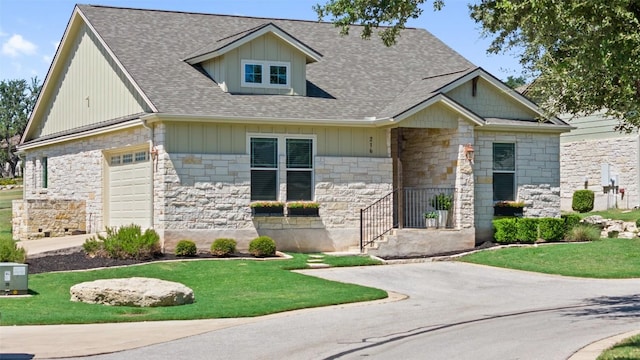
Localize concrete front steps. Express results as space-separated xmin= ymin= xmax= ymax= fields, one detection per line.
xmin=363 ymin=228 xmax=475 ymax=258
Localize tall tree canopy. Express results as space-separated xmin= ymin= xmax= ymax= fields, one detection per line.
xmin=316 ymin=0 xmax=640 ymax=129
xmin=0 ymin=78 xmax=41 ymax=177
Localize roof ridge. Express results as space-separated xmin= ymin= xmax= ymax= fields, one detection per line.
xmin=216 ymin=23 xmax=271 ymax=42
xmin=76 ymin=4 xmax=421 ymax=30
xmin=422 ymin=68 xmax=472 ymax=81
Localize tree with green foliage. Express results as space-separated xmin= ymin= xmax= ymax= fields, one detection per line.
xmin=0 ymin=77 xmax=41 ymax=177
xmin=316 ymin=1 xmax=640 ymax=129
xmin=504 ymin=75 xmax=527 ymax=89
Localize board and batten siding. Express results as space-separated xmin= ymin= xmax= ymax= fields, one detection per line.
xmin=201 ymin=33 xmax=307 ymax=96
xmin=446 ymin=77 xmax=537 ymax=120
xmin=34 ymin=23 xmax=148 ymax=138
xmin=164 ymin=122 xmax=388 ymax=157
xmin=560 ymin=112 xmax=628 ymax=143
xmin=400 ymin=102 xmax=460 ymax=129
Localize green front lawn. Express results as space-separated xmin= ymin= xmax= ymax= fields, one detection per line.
xmin=598 ymin=334 xmax=640 ymax=360
xmin=0 ymin=188 xmax=22 ymax=241
xmin=572 ymin=208 xmax=640 ymax=222
xmin=459 ymin=238 xmax=640 ymax=278
xmin=0 ymin=254 xmax=386 ymax=326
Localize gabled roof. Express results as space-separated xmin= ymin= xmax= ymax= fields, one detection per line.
xmin=183 ymin=22 xmax=322 ymax=64
xmin=24 ymin=4 xmax=571 ymax=145
xmin=71 ymin=4 xmax=476 ymax=121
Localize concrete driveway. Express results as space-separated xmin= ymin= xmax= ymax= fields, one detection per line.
xmin=55 ymin=261 xmax=640 ymax=360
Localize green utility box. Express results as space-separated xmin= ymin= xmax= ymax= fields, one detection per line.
xmin=1 ymin=262 xmax=28 ymax=295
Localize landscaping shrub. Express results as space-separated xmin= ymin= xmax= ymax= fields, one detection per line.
xmin=211 ymin=238 xmax=237 ymax=256
xmin=565 ymin=224 xmax=601 ymax=242
xmin=538 ymin=218 xmax=566 ymax=242
xmin=493 ymin=218 xmax=518 ymax=243
xmin=0 ymin=178 xmax=18 ymax=186
xmin=516 ymin=218 xmax=539 ymax=243
xmin=636 ymin=218 xmax=640 ymax=229
xmin=248 ymin=236 xmax=276 ymax=257
xmin=562 ymin=214 xmax=582 ymax=232
xmin=175 ymin=240 xmax=197 ymax=257
xmin=572 ymin=190 xmax=595 ymax=213
xmin=83 ymin=224 xmax=161 ymax=260
xmin=0 ymin=238 xmax=26 ymax=263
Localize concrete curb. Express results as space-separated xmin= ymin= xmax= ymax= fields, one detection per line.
xmin=567 ymin=329 xmax=640 ymax=360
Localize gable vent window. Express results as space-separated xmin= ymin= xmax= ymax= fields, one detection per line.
xmin=241 ymin=60 xmax=290 ymax=88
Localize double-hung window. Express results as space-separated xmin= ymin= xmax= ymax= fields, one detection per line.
xmin=249 ymin=136 xmax=314 ymax=201
xmin=493 ymin=143 xmax=515 ymax=201
xmin=241 ymin=60 xmax=290 ymax=88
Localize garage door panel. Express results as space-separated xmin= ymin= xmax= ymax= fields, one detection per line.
xmin=108 ymin=152 xmax=151 ymax=229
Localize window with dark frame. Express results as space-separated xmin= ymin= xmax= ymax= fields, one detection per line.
xmin=286 ymin=138 xmax=313 ymax=201
xmin=250 ymin=138 xmax=278 ymax=201
xmin=493 ymin=143 xmax=515 ymax=201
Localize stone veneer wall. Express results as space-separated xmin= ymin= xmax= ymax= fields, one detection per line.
xmin=474 ymin=131 xmax=561 ymax=242
xmin=560 ymin=136 xmax=639 ymax=211
xmin=18 ymin=126 xmax=151 ymax=237
xmin=160 ymin=151 xmax=393 ymax=252
xmin=12 ymin=199 xmax=86 ymax=240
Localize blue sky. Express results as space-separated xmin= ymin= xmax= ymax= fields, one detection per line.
xmin=0 ymin=0 xmax=524 ymax=82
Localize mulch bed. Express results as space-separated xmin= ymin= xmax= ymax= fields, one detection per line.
xmin=26 ymin=248 xmax=260 ymax=274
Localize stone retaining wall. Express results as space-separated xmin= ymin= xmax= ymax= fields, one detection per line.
xmin=12 ymin=199 xmax=86 ymax=240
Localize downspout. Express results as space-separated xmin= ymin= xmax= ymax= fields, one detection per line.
xmin=141 ymin=119 xmax=155 ymax=230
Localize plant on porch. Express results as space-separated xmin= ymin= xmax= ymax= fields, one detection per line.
xmin=250 ymin=201 xmax=285 ymax=216
xmin=423 ymin=211 xmax=438 ymax=228
xmin=430 ymin=193 xmax=453 ymax=228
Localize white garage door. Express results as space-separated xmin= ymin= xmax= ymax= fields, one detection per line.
xmin=108 ymin=150 xmax=152 ymax=229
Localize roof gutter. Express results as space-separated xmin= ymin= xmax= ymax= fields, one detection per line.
xmin=479 ymin=122 xmax=575 ymax=134
xmin=140 ymin=113 xmax=395 ymax=127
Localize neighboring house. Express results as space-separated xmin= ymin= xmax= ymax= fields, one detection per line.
xmin=559 ymin=112 xmax=639 ymax=211
xmin=12 ymin=5 xmax=572 ymax=256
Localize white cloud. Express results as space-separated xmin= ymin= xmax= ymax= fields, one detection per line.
xmin=43 ymin=55 xmax=52 ymax=63
xmin=2 ymin=34 xmax=37 ymax=57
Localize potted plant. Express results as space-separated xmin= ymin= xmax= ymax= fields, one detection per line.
xmin=250 ymin=201 xmax=284 ymax=216
xmin=423 ymin=211 xmax=438 ymax=228
xmin=430 ymin=193 xmax=453 ymax=228
xmin=287 ymin=201 xmax=320 ymax=216
xmin=493 ymin=200 xmax=525 ymax=217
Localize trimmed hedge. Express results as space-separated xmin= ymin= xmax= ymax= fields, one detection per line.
xmin=211 ymin=238 xmax=237 ymax=257
xmin=538 ymin=218 xmax=565 ymax=242
xmin=572 ymin=190 xmax=595 ymax=213
xmin=493 ymin=218 xmax=517 ymax=243
xmin=175 ymin=240 xmax=197 ymax=257
xmin=515 ymin=218 xmax=539 ymax=243
xmin=494 ymin=217 xmax=571 ymax=243
xmin=562 ymin=214 xmax=581 ymax=232
xmin=248 ymin=236 xmax=276 ymax=257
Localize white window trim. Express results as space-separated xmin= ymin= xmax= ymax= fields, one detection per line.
xmin=241 ymin=59 xmax=291 ymax=89
xmin=247 ymin=133 xmax=316 ymax=201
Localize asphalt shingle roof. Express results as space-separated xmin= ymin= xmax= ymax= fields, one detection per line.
xmin=77 ymin=5 xmax=476 ymax=121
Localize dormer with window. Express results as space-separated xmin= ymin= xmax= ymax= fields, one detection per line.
xmin=184 ymin=23 xmax=322 ymax=96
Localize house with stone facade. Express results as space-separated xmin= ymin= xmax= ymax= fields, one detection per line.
xmin=559 ymin=112 xmax=640 ymax=211
xmin=12 ymin=5 xmax=572 ymax=256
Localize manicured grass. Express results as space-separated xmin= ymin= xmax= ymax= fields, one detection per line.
xmin=0 ymin=254 xmax=387 ymax=326
xmin=571 ymin=208 xmax=640 ymax=222
xmin=459 ymin=239 xmax=640 ymax=278
xmin=0 ymin=188 xmax=22 ymax=241
xmin=598 ymin=334 xmax=640 ymax=360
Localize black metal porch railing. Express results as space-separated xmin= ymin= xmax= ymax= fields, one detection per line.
xmin=360 ymin=187 xmax=456 ymax=251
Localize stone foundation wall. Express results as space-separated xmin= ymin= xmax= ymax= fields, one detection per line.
xmin=160 ymin=153 xmax=393 ymax=252
xmin=12 ymin=199 xmax=86 ymax=240
xmin=560 ymin=136 xmax=639 ymax=211
xmin=518 ymin=184 xmax=561 ymax=218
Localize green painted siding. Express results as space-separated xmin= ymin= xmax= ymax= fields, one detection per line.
xmin=164 ymin=122 xmax=388 ymax=157
xmin=400 ymin=102 xmax=459 ymax=128
xmin=202 ymin=33 xmax=306 ymax=95
xmin=446 ymin=78 xmax=537 ymax=120
xmin=35 ymin=23 xmax=148 ymax=138
xmin=560 ymin=112 xmax=630 ymax=143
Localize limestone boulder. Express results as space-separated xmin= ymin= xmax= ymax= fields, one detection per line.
xmin=70 ymin=277 xmax=194 ymax=307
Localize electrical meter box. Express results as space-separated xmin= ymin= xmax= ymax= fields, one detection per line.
xmin=0 ymin=262 xmax=28 ymax=295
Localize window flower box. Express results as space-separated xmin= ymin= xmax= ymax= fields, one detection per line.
xmin=493 ymin=201 xmax=525 ymax=217
xmin=250 ymin=201 xmax=284 ymax=217
xmin=286 ymin=201 xmax=320 ymax=217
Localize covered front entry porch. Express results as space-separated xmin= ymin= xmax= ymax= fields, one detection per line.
xmin=359 ymin=124 xmax=476 ymax=257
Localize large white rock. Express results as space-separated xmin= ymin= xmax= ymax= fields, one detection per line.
xmin=70 ymin=277 xmax=194 ymax=307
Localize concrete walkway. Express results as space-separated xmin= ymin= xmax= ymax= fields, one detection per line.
xmin=1 ymin=236 xmax=637 ymax=359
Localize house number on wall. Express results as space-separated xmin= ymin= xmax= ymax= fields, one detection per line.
xmin=369 ymin=136 xmax=373 ymax=154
